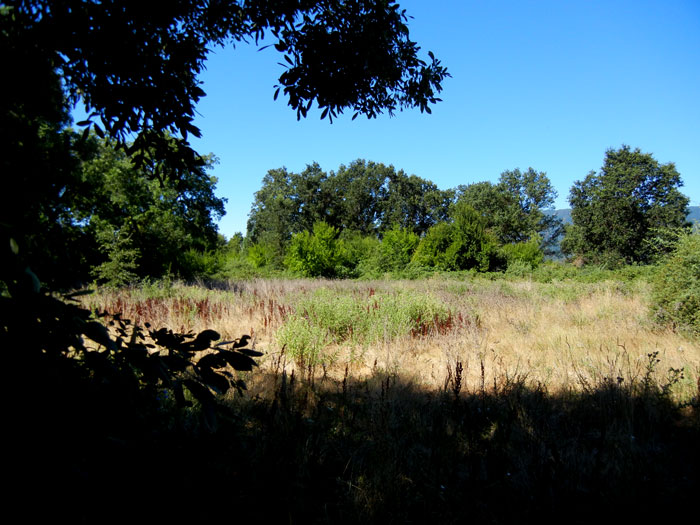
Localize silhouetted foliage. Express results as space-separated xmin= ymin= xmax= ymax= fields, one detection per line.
xmin=2 ymin=3 xmax=448 ymax=517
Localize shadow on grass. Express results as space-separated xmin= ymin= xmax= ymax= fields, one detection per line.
xmin=12 ymin=355 xmax=699 ymax=524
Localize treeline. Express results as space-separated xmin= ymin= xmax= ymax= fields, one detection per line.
xmin=215 ymin=145 xmax=692 ymax=280
xmin=223 ymin=160 xmax=562 ymax=278
xmin=34 ymin=138 xmax=692 ymax=286
xmin=6 ymin=129 xmax=227 ymax=288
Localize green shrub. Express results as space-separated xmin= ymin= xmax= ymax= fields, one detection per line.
xmin=412 ymin=221 xmax=455 ymax=270
xmin=412 ymin=203 xmax=500 ymax=272
xmin=340 ymin=229 xmax=379 ymax=277
xmin=247 ymin=241 xmax=276 ymax=269
xmin=179 ymin=248 xmax=224 ymax=279
xmin=651 ymin=229 xmax=700 ymax=335
xmin=500 ymin=234 xmax=544 ymax=271
xmin=376 ymin=225 xmax=420 ymax=272
xmin=284 ymin=221 xmax=347 ymax=277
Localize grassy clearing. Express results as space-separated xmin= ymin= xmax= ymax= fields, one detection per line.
xmin=83 ymin=275 xmax=700 ymax=402
xmin=59 ymin=274 xmax=700 ymax=522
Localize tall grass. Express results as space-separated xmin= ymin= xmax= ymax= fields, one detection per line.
xmin=82 ymin=275 xmax=700 ymax=401
xmin=55 ymin=274 xmax=700 ymax=522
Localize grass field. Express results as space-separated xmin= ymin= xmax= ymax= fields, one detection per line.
xmin=84 ymin=276 xmax=700 ymax=401
xmin=72 ymin=275 xmax=700 ymax=522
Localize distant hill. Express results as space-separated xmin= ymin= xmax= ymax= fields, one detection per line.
xmin=688 ymin=206 xmax=700 ymax=224
xmin=548 ymin=206 xmax=699 ymax=226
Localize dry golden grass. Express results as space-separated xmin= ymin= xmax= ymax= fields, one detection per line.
xmin=83 ymin=276 xmax=700 ymax=401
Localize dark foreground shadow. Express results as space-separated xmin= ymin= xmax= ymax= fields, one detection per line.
xmin=8 ymin=351 xmax=699 ymax=524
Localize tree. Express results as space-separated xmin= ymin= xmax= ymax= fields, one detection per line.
xmin=381 ymin=171 xmax=454 ymax=235
xmin=324 ymin=159 xmax=390 ymax=234
xmin=3 ymin=0 xmax=448 ymax=283
xmin=247 ymin=159 xmax=454 ymax=247
xmin=562 ymin=146 xmax=690 ymax=265
xmin=76 ymin=135 xmax=226 ymax=281
xmin=457 ymin=168 xmax=562 ymax=253
xmin=2 ymin=2 xmax=449 ymax=516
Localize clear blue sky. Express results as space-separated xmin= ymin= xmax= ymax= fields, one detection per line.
xmin=184 ymin=0 xmax=700 ymax=238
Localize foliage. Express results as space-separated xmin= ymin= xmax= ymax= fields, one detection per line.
xmin=381 ymin=171 xmax=455 ymax=235
xmin=247 ymin=238 xmax=280 ymax=269
xmin=1 ymin=255 xmax=260 ymax=437
xmin=3 ymin=1 xmax=448 ymax=171
xmin=562 ymin=145 xmax=690 ymax=265
xmin=247 ymin=167 xmax=312 ymax=246
xmin=284 ymin=221 xmax=347 ymax=278
xmin=413 ymin=202 xmax=499 ymax=272
xmin=92 ymin=228 xmax=141 ymax=287
xmin=456 ymin=168 xmax=562 ymax=254
xmin=412 ymin=221 xmax=455 ymax=270
xmin=75 ymin=135 xmax=226 ymax=282
xmin=500 ymin=233 xmax=545 ymax=271
xmin=364 ymin=224 xmax=420 ymax=274
xmin=247 ymin=159 xmax=455 ymax=247
xmin=340 ymin=229 xmax=381 ymax=276
xmin=3 ymin=0 xmax=448 ymax=287
xmin=449 ymin=200 xmax=500 ymax=271
xmin=651 ymin=229 xmax=700 ymax=335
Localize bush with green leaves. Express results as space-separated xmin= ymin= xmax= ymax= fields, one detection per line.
xmin=651 ymin=229 xmax=700 ymax=335
xmin=412 ymin=202 xmax=499 ymax=272
xmin=377 ymin=225 xmax=420 ymax=271
xmin=411 ymin=221 xmax=454 ymax=270
xmin=285 ymin=221 xmax=347 ymax=277
xmin=500 ymin=233 xmax=544 ymax=271
xmin=360 ymin=224 xmax=420 ymax=275
xmin=339 ymin=229 xmax=380 ymax=277
xmin=247 ymin=241 xmax=277 ymax=269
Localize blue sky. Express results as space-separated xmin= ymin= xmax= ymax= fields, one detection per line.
xmin=185 ymin=0 xmax=700 ymax=238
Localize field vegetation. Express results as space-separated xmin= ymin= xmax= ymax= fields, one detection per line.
xmin=4 ymin=3 xmax=699 ymax=522
xmin=83 ymin=270 xmax=700 ymax=399
xmin=70 ymin=268 xmax=700 ymax=522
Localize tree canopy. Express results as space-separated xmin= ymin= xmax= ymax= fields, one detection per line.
xmin=247 ymin=159 xmax=454 ymax=248
xmin=456 ymin=168 xmax=562 ymax=254
xmin=561 ymin=145 xmax=690 ymax=265
xmin=3 ymin=0 xmax=448 ymax=169
xmin=2 ymin=0 xmax=449 ymax=286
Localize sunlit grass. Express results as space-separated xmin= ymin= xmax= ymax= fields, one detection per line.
xmin=82 ymin=275 xmax=700 ymax=402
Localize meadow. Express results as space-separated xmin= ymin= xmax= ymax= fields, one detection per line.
xmin=71 ymin=273 xmax=700 ymax=522
xmin=84 ymin=275 xmax=700 ymax=400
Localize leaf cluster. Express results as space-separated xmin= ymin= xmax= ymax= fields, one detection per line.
xmin=563 ymin=145 xmax=690 ymax=265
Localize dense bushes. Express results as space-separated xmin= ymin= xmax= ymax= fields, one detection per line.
xmin=652 ymin=229 xmax=700 ymax=334
xmin=284 ymin=222 xmax=349 ymax=278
